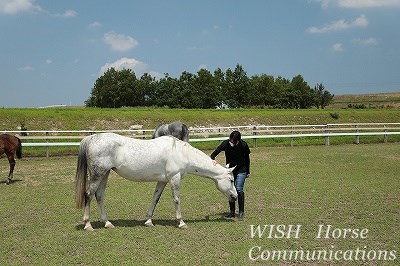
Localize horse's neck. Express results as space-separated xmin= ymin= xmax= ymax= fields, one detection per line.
xmin=184 ymin=145 xmax=224 ymax=178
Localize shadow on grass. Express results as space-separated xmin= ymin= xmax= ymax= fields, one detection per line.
xmin=0 ymin=179 xmax=22 ymax=185
xmin=75 ymin=212 xmax=235 ymax=230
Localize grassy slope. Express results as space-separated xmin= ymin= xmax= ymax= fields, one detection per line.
xmin=1 ymin=107 xmax=400 ymax=131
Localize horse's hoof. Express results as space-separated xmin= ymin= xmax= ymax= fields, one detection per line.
xmin=84 ymin=224 xmax=94 ymax=231
xmin=105 ymin=221 xmax=115 ymax=229
xmin=178 ymin=222 xmax=188 ymax=229
xmin=144 ymin=220 xmax=154 ymax=227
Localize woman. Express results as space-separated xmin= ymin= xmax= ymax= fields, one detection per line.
xmin=210 ymin=131 xmax=250 ymax=221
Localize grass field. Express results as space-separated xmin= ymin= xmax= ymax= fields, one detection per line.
xmin=329 ymin=92 xmax=400 ymax=109
xmin=0 ymin=143 xmax=398 ymax=265
xmin=1 ymin=107 xmax=400 ymax=132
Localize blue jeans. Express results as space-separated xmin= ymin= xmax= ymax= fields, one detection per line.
xmin=234 ymin=169 xmax=246 ymax=194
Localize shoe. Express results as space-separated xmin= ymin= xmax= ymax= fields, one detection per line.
xmin=224 ymin=201 xmax=235 ymax=219
xmin=224 ymin=212 xmax=235 ymax=219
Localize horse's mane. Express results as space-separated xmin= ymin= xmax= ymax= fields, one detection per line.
xmin=170 ymin=136 xmax=214 ymax=164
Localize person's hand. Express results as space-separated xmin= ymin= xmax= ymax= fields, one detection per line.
xmin=246 ymin=173 xmax=250 ymax=178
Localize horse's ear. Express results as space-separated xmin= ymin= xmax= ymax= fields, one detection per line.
xmin=228 ymin=166 xmax=236 ymax=173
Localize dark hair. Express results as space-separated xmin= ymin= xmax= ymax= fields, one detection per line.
xmin=229 ymin=131 xmax=241 ymax=143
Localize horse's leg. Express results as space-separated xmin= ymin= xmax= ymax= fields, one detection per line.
xmin=145 ymin=181 xmax=167 ymax=227
xmin=83 ymin=176 xmax=103 ymax=231
xmin=6 ymin=153 xmax=15 ymax=185
xmin=83 ymin=190 xmax=94 ymax=231
xmin=95 ymin=171 xmax=114 ymax=229
xmin=170 ymin=175 xmax=187 ymax=229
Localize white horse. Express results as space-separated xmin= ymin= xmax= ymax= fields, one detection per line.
xmin=75 ymin=133 xmax=237 ymax=231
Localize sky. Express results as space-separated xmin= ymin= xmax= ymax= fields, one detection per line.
xmin=1 ymin=0 xmax=399 ymax=107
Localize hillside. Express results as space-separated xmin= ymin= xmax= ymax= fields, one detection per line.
xmin=328 ymin=92 xmax=400 ymax=109
xmin=0 ymin=108 xmax=399 ymax=132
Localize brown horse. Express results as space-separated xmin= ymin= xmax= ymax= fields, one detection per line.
xmin=0 ymin=134 xmax=22 ymax=184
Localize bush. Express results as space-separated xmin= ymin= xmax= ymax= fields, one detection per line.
xmin=330 ymin=112 xmax=340 ymax=119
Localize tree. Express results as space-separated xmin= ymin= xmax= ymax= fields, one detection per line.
xmin=249 ymin=74 xmax=275 ymax=107
xmin=314 ymin=83 xmax=334 ymax=109
xmin=178 ymin=71 xmax=197 ymax=108
xmin=289 ymin=75 xmax=314 ymax=109
xmin=225 ymin=64 xmax=249 ymax=108
xmin=273 ymin=76 xmax=291 ymax=108
xmin=196 ymin=68 xmax=220 ymax=108
xmin=85 ymin=68 xmax=140 ymax=108
xmin=85 ymin=65 xmax=335 ymax=109
xmin=154 ymin=74 xmax=180 ymax=108
xmin=213 ymin=68 xmax=227 ymax=108
xmin=139 ymin=73 xmax=157 ymax=106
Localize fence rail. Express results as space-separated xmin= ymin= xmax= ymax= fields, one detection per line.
xmin=2 ymin=123 xmax=400 ymax=156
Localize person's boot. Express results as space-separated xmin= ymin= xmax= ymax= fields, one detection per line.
xmin=237 ymin=192 xmax=245 ymax=221
xmin=224 ymin=201 xmax=235 ymax=218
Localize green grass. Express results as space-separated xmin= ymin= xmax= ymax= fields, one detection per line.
xmin=1 ymin=107 xmax=399 ymax=157
xmin=0 ymin=143 xmax=399 ymax=265
xmin=1 ymin=107 xmax=400 ymax=131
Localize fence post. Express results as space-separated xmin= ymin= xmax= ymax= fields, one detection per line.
xmin=252 ymin=126 xmax=257 ymax=148
xmin=46 ymin=132 xmax=49 ymax=158
xmin=290 ymin=126 xmax=294 ymax=147
xmin=325 ymin=125 xmax=330 ymax=146
xmin=384 ymin=125 xmax=388 ymax=143
xmin=355 ymin=125 xmax=360 ymax=144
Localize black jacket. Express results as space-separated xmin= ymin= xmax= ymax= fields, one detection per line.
xmin=210 ymin=139 xmax=251 ymax=175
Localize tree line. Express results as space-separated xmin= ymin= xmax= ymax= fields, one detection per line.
xmin=85 ymin=64 xmax=334 ymax=109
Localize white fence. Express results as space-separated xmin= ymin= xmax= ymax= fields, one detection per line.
xmin=2 ymin=123 xmax=400 ymax=152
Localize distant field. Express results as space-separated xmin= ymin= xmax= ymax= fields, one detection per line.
xmin=0 ymin=143 xmax=398 ymax=265
xmin=329 ymin=92 xmax=400 ymax=109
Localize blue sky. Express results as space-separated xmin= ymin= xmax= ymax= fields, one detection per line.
xmin=1 ymin=0 xmax=399 ymax=107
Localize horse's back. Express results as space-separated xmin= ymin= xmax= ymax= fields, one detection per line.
xmin=85 ymin=133 xmax=177 ymax=165
xmin=85 ymin=133 xmax=185 ymax=181
xmin=0 ymin=134 xmax=21 ymax=156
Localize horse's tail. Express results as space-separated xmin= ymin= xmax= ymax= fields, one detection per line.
xmin=15 ymin=136 xmax=22 ymax=159
xmin=75 ymin=137 xmax=90 ymax=209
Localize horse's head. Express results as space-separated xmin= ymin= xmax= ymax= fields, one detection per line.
xmin=215 ymin=166 xmax=238 ymax=202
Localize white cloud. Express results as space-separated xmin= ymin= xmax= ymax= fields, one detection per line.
xmin=314 ymin=0 xmax=400 ymax=8
xmin=17 ymin=65 xmax=34 ymax=71
xmin=332 ymin=43 xmax=344 ymax=52
xmin=197 ymin=64 xmax=208 ymax=71
xmin=100 ymin=57 xmax=147 ymax=75
xmin=0 ymin=0 xmax=76 ymax=17
xmin=352 ymin=37 xmax=378 ymax=45
xmin=88 ymin=21 xmax=102 ymax=29
xmin=148 ymin=71 xmax=164 ymax=80
xmin=338 ymin=0 xmax=400 ymax=8
xmin=51 ymin=9 xmax=77 ymax=18
xmin=0 ymin=0 xmax=42 ymax=14
xmin=307 ymin=14 xmax=368 ymax=33
xmin=104 ymin=31 xmax=138 ymax=52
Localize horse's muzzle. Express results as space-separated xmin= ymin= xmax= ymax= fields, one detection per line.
xmin=229 ymin=195 xmax=237 ymax=202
